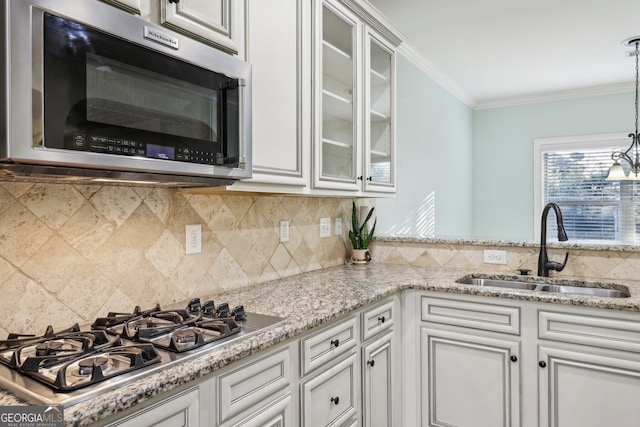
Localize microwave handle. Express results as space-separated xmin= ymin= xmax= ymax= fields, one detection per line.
xmin=218 ymin=79 xmax=245 ymax=168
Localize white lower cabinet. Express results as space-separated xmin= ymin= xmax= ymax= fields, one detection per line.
xmin=105 ymin=289 xmax=640 ymax=427
xmin=362 ymin=331 xmax=395 ymax=427
xmin=421 ymin=328 xmax=520 ymax=427
xmin=108 ymin=387 xmax=200 ymax=427
xmin=536 ymin=308 xmax=640 ymax=427
xmin=216 ymin=347 xmax=292 ymax=426
xmin=361 ymin=295 xmax=401 ymax=427
xmin=229 ymin=393 xmax=293 ymax=427
xmin=413 ymin=291 xmax=640 ymax=427
xmin=538 ymin=345 xmax=640 ymax=427
xmin=301 ymin=353 xmax=358 ymax=427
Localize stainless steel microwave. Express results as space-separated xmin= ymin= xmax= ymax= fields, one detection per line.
xmin=0 ymin=0 xmax=252 ymax=186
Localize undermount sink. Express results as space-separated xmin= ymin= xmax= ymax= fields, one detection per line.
xmin=458 ymin=277 xmax=631 ymax=298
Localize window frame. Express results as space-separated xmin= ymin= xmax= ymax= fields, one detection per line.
xmin=533 ymin=132 xmax=631 ymax=242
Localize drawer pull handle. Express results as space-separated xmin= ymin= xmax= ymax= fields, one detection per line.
xmin=378 ymin=316 xmax=386 ymax=323
xmin=331 ymin=339 xmax=340 ymax=348
xmin=331 ymin=396 xmax=340 ymax=405
xmin=539 ymin=361 xmax=547 ymax=368
xmin=367 ymin=359 xmax=375 ymax=367
xmin=510 ymin=355 xmax=518 ymax=362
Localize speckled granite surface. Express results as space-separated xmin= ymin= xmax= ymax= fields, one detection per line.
xmin=376 ymin=235 xmax=640 ymax=252
xmin=2 ymin=263 xmax=640 ymax=426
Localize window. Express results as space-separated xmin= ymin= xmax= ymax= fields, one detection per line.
xmin=534 ymin=133 xmax=639 ymax=244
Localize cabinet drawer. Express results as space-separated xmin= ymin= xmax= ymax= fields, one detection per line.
xmin=108 ymin=387 xmax=199 ymax=427
xmin=301 ymin=316 xmax=357 ymax=375
xmin=538 ymin=310 xmax=640 ymax=352
xmin=362 ymin=299 xmax=395 ymax=341
xmin=301 ymin=353 xmax=357 ymax=427
xmin=217 ymin=347 xmax=291 ymax=425
xmin=230 ymin=393 xmax=292 ymax=427
xmin=421 ymin=296 xmax=520 ymax=335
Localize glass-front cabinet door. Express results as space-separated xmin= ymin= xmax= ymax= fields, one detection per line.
xmin=364 ymin=29 xmax=395 ymax=192
xmin=313 ymin=0 xmax=397 ymax=194
xmin=313 ymin=1 xmax=361 ymax=190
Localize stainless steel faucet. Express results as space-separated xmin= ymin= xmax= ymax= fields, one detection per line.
xmin=538 ymin=202 xmax=569 ymax=277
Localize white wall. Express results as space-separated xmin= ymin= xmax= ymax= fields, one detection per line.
xmin=376 ymin=54 xmax=474 ymax=238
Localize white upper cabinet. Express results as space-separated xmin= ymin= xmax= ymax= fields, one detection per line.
xmin=228 ymin=0 xmax=309 ymax=192
xmin=364 ymin=30 xmax=395 ymax=192
xmin=100 ymin=0 xmax=245 ymax=56
xmin=161 ymin=0 xmax=245 ymax=55
xmin=101 ymin=0 xmax=143 ymax=14
xmin=313 ymin=1 xmax=360 ymax=191
xmin=312 ymin=0 xmax=398 ymax=195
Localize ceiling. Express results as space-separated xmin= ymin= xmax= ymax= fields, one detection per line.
xmin=366 ymin=0 xmax=639 ymax=107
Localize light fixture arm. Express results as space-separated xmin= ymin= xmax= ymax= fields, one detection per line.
xmin=607 ymin=38 xmax=640 ymax=180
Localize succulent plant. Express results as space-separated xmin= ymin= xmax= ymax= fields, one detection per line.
xmin=348 ymin=201 xmax=376 ymax=250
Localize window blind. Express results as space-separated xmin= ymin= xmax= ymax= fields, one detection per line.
xmin=542 ymin=148 xmax=640 ymax=244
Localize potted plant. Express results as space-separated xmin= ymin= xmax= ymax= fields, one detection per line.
xmin=348 ymin=201 xmax=376 ymax=264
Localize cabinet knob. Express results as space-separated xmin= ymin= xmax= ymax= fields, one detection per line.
xmin=367 ymin=176 xmax=372 ymax=181
xmin=539 ymin=361 xmax=547 ymax=368
xmin=378 ymin=316 xmax=386 ymax=323
xmin=357 ymin=176 xmax=364 ymax=181
xmin=331 ymin=396 xmax=340 ymax=405
xmin=510 ymin=355 xmax=518 ymax=362
xmin=330 ymin=339 xmax=340 ymax=348
xmin=367 ymin=359 xmax=375 ymax=367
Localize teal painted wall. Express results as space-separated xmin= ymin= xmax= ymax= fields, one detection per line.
xmin=473 ymin=92 xmax=634 ymax=241
xmin=378 ymin=54 xmax=633 ymax=242
xmin=376 ymin=55 xmax=474 ymax=238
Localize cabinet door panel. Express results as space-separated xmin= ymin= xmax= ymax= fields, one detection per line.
xmin=363 ymin=331 xmax=394 ymax=427
xmin=539 ymin=346 xmax=640 ymax=427
xmin=161 ymin=0 xmax=241 ymax=54
xmin=100 ymin=0 xmax=142 ymax=14
xmin=422 ymin=328 xmax=520 ymax=427
xmin=363 ymin=29 xmax=395 ymax=193
xmin=243 ymin=0 xmax=305 ymax=186
xmin=312 ymin=0 xmax=361 ymax=191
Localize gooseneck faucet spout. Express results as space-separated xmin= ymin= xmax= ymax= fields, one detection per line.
xmin=538 ymin=202 xmax=569 ymax=277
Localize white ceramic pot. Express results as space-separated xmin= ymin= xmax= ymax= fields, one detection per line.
xmin=351 ymin=249 xmax=371 ymax=264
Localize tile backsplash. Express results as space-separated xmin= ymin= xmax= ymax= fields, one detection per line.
xmin=0 ymin=182 xmax=352 ymax=336
xmin=373 ymin=238 xmax=640 ymax=282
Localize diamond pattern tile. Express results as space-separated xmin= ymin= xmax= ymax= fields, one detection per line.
xmin=0 ymin=184 xmax=350 ymax=334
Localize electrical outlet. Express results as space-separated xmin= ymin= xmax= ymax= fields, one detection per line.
xmin=280 ymin=220 xmax=290 ymax=243
xmin=334 ymin=217 xmax=343 ymax=236
xmin=185 ymin=224 xmax=202 ymax=255
xmin=320 ymin=217 xmax=331 ymax=238
xmin=483 ymin=249 xmax=507 ymax=264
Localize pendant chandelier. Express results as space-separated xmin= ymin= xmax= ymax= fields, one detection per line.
xmin=606 ymin=37 xmax=640 ymax=181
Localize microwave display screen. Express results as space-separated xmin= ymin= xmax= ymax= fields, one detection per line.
xmin=41 ymin=13 xmax=241 ymax=167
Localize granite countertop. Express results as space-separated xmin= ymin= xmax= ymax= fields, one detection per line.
xmin=375 ymin=235 xmax=640 ymax=252
xmin=2 ymin=263 xmax=640 ymax=426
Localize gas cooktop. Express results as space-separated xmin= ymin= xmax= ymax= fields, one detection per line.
xmin=0 ymin=298 xmax=286 ymax=407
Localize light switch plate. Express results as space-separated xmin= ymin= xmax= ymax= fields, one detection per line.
xmin=320 ymin=218 xmax=331 ymax=238
xmin=334 ymin=217 xmax=343 ymax=236
xmin=280 ymin=220 xmax=290 ymax=243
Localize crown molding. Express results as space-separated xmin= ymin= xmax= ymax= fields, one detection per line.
xmin=398 ymin=44 xmax=635 ymax=110
xmin=397 ymin=43 xmax=476 ymax=108
xmin=475 ymin=82 xmax=636 ymax=110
